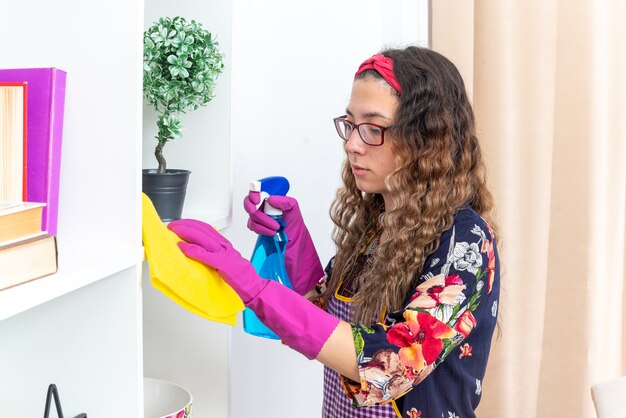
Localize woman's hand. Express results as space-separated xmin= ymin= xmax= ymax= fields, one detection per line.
xmin=243 ymin=192 xmax=324 ymax=295
xmin=168 ymin=219 xmax=266 ymax=304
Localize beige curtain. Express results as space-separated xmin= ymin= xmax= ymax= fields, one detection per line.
xmin=432 ymin=0 xmax=626 ymax=417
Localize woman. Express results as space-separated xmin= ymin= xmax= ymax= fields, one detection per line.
xmin=169 ymin=46 xmax=500 ymax=418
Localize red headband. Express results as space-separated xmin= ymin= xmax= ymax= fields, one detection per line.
xmin=354 ymin=53 xmax=402 ymax=94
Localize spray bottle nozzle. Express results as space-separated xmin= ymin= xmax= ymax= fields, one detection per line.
xmin=249 ymin=176 xmax=290 ymax=216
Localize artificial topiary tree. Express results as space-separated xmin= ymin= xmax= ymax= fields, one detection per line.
xmin=143 ymin=16 xmax=224 ymax=174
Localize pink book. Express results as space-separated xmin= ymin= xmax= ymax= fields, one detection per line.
xmin=0 ymin=81 xmax=28 ymax=200
xmin=0 ymin=68 xmax=67 ymax=236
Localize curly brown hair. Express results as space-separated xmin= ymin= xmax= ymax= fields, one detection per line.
xmin=325 ymin=46 xmax=498 ymax=324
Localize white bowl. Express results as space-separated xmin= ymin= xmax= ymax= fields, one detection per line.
xmin=144 ymin=377 xmax=193 ymax=418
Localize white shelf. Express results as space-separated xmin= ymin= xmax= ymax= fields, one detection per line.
xmin=178 ymin=210 xmax=231 ymax=231
xmin=0 ymin=245 xmax=144 ymax=322
xmin=0 ymin=201 xmax=224 ymax=346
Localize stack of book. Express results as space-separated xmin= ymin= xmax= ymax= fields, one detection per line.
xmin=0 ymin=201 xmax=57 ymax=289
xmin=0 ymin=67 xmax=66 ymax=290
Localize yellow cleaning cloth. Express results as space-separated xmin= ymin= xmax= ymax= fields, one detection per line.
xmin=141 ymin=193 xmax=244 ymax=325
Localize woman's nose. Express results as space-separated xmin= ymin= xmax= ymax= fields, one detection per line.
xmin=344 ymin=129 xmax=365 ymax=154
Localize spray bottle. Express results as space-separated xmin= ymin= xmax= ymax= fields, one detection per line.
xmin=243 ymin=176 xmax=294 ymax=339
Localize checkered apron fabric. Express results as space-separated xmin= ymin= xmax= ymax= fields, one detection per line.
xmin=321 ymin=296 xmax=397 ymax=418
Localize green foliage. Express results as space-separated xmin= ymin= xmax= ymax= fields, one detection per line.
xmin=143 ymin=16 xmax=224 ymax=171
xmin=156 ymin=114 xmax=183 ymax=144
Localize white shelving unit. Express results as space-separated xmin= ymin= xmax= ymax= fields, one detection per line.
xmin=0 ymin=0 xmax=232 ymax=414
xmin=0 ymin=0 xmax=233 ymax=416
xmin=0 ymin=0 xmax=145 ymax=415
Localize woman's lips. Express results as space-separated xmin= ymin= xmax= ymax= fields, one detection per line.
xmin=351 ymin=165 xmax=368 ymax=175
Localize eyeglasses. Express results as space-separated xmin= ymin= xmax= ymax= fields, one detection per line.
xmin=333 ymin=116 xmax=392 ymax=146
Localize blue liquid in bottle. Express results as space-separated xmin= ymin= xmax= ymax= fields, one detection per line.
xmin=243 ymin=217 xmax=293 ymax=339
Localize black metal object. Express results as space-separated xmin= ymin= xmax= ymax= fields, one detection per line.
xmin=43 ymin=384 xmax=87 ymax=418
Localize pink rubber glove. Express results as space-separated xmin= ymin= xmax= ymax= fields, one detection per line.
xmin=168 ymin=219 xmax=340 ymax=360
xmin=243 ymin=192 xmax=324 ymax=296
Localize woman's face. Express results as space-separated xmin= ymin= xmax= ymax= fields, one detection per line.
xmin=344 ymin=77 xmax=400 ymax=206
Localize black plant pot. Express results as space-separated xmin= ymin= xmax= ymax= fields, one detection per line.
xmin=142 ymin=169 xmax=191 ymax=222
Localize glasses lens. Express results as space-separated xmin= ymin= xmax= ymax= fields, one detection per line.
xmin=334 ymin=118 xmax=353 ymax=140
xmin=359 ymin=124 xmax=383 ymax=145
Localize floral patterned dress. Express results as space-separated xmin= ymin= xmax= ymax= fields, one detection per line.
xmin=320 ymin=206 xmax=500 ymax=418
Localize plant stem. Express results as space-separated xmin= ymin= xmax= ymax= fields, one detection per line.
xmin=155 ymin=143 xmax=167 ymax=174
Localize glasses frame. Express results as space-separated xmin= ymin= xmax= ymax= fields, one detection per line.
xmin=333 ymin=115 xmax=392 ymax=146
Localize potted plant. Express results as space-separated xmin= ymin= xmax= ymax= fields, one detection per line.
xmin=142 ymin=16 xmax=224 ymax=221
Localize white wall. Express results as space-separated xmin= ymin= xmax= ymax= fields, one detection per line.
xmin=226 ymin=1 xmax=428 ymax=417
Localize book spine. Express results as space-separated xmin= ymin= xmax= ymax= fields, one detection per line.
xmin=44 ymin=69 xmax=67 ymax=236
xmin=22 ymin=82 xmax=28 ymax=200
xmin=22 ymin=70 xmax=54 ymax=233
